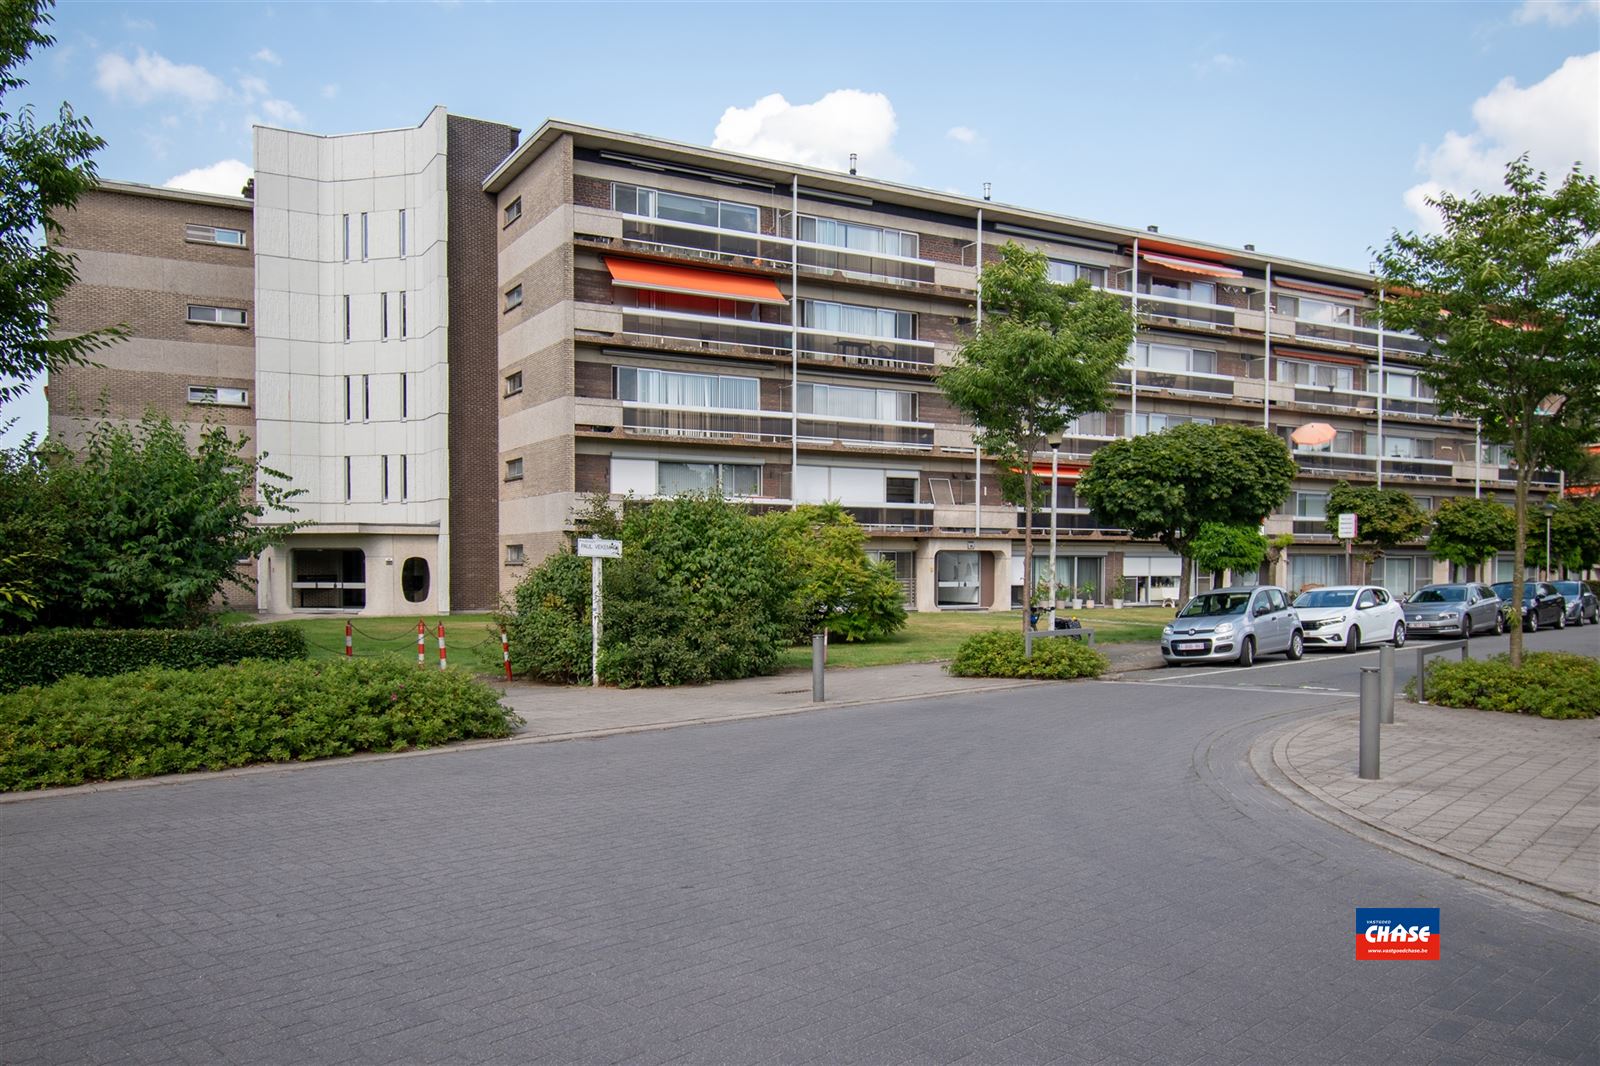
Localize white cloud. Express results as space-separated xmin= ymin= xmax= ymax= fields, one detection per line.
xmin=165 ymin=159 xmax=252 ymax=197
xmin=712 ymin=90 xmax=908 ymax=178
xmin=946 ymin=125 xmax=980 ymax=145
xmin=259 ymin=98 xmax=305 ymax=125
xmin=1512 ymin=0 xmax=1599 ymax=25
xmin=1404 ymin=51 xmax=1599 ymax=228
xmin=238 ymin=74 xmax=271 ymax=99
xmin=320 ymin=83 xmax=340 ymax=100
xmin=253 ymin=47 xmax=282 ymax=65
xmin=121 ymin=16 xmax=155 ymax=32
xmin=95 ymin=48 xmax=224 ymax=106
xmin=1193 ymin=52 xmax=1238 ymax=77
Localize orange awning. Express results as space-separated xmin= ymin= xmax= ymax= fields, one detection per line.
xmin=1141 ymin=251 xmax=1244 ymax=279
xmin=603 ymin=257 xmax=787 ymax=305
xmin=1273 ymin=346 xmax=1366 ymax=367
xmin=1275 ymin=275 xmax=1369 ymax=301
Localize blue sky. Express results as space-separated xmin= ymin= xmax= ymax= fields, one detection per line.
xmin=4 ymin=0 xmax=1597 ymax=441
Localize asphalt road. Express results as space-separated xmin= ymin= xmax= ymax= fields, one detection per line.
xmin=3 ymin=656 xmax=1597 ymax=1063
xmin=1128 ymin=624 xmax=1600 ymax=697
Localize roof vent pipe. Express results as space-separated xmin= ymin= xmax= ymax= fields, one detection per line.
xmin=983 ymin=182 xmax=992 ymax=201
xmin=848 ymin=153 xmax=857 ymax=175
xmin=1244 ymin=243 xmax=1256 ymax=251
xmin=1146 ymin=225 xmax=1158 ymax=233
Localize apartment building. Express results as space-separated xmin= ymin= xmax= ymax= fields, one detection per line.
xmin=51 ymin=108 xmax=1550 ymax=616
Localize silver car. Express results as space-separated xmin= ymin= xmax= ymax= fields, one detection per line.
xmin=1162 ymin=585 xmax=1304 ymax=667
xmin=1552 ymin=581 xmax=1598 ymax=627
xmin=1403 ymin=583 xmax=1506 ymax=639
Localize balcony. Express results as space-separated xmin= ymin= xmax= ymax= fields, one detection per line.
xmin=796 ymin=416 xmax=934 ymax=451
xmin=615 ymin=216 xmax=793 ymax=271
xmin=839 ymin=504 xmax=935 ymax=533
xmin=619 ymin=402 xmax=791 ymax=445
xmin=797 ymin=328 xmax=938 ymax=372
xmin=619 ymin=309 xmax=792 ymax=356
xmin=1117 ymin=364 xmax=1237 ymax=399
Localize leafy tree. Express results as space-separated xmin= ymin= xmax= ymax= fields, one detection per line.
xmin=1188 ymin=523 xmax=1268 ymax=585
xmin=1076 ymin=423 xmax=1297 ymax=597
xmin=938 ymin=242 xmax=1133 ymax=634
xmin=1374 ymin=157 xmax=1600 ymax=663
xmin=1 ymin=0 xmax=125 ymax=410
xmin=1549 ymin=495 xmax=1600 ymax=575
xmin=1324 ymin=481 xmax=1429 ymax=581
xmin=764 ymin=503 xmax=906 ymax=642
xmin=1428 ymin=497 xmax=1514 ymax=580
xmin=0 ymin=413 xmax=302 ymax=631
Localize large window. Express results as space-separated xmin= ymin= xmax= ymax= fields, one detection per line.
xmin=1277 ymin=294 xmax=1355 ymax=325
xmin=1131 ymin=342 xmax=1217 ymax=375
xmin=1289 ymin=553 xmax=1346 ymax=593
xmin=798 ymin=215 xmax=919 ymax=259
xmin=800 ymin=299 xmax=915 ymax=340
xmin=1047 ymin=259 xmax=1107 ymax=287
xmin=1368 ymin=435 xmax=1430 ymax=460
xmin=1130 ymin=413 xmax=1211 ymax=435
xmin=186 ymin=304 xmax=247 ymax=326
xmin=1382 ymin=370 xmax=1435 ymax=400
xmin=187 ymin=385 xmax=248 ymax=406
xmin=615 ymin=367 xmax=758 ymax=410
xmin=1295 ymin=492 xmax=1328 ymax=520
xmin=796 ymin=382 xmax=916 ymax=422
xmin=613 ymin=183 xmax=758 ymax=235
xmin=1277 ymin=359 xmax=1356 ymax=391
xmin=936 ymin=550 xmax=982 ymax=607
xmin=1143 ymin=276 xmax=1215 ymax=304
xmin=657 ymin=461 xmax=761 ymax=496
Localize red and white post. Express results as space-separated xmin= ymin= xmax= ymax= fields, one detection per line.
xmin=345 ymin=621 xmax=353 ymax=657
xmin=500 ymin=628 xmax=512 ymax=681
xmin=437 ymin=622 xmax=447 ymax=671
xmin=417 ymin=619 xmax=426 ymax=667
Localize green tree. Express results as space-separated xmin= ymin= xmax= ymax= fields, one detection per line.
xmin=1549 ymin=496 xmax=1600 ymax=575
xmin=764 ymin=503 xmax=907 ymax=642
xmin=1324 ymin=481 xmax=1429 ymax=581
xmin=1188 ymin=523 xmax=1268 ymax=586
xmin=0 ymin=413 xmax=302 ymax=631
xmin=1374 ymin=157 xmax=1600 ymax=663
xmin=1076 ymin=423 xmax=1297 ymax=598
xmin=1 ymin=0 xmax=124 ymax=410
xmin=938 ymin=242 xmax=1133 ymax=634
xmin=1428 ymin=496 xmax=1514 ymax=581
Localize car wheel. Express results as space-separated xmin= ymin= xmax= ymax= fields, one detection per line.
xmin=1285 ymin=630 xmax=1304 ymax=661
xmin=1238 ymin=636 xmax=1255 ymax=668
xmin=1556 ymin=608 xmax=1566 ymax=630
xmin=1392 ymin=621 xmax=1406 ymax=648
xmin=1526 ymin=611 xmax=1538 ymax=633
xmin=1460 ymin=616 xmax=1473 ymax=639
xmin=1494 ymin=612 xmax=1506 ymax=635
xmin=1345 ymin=626 xmax=1361 ymax=654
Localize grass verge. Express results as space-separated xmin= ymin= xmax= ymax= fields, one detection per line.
xmin=217 ymin=611 xmax=506 ymax=674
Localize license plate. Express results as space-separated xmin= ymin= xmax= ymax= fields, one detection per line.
xmin=1176 ymin=642 xmax=1205 ymax=651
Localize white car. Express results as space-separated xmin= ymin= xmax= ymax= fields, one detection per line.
xmin=1291 ymin=585 xmax=1407 ymax=652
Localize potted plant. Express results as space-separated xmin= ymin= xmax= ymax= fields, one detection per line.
xmin=1078 ymin=580 xmax=1097 ymax=610
xmin=1112 ymin=576 xmax=1134 ymax=609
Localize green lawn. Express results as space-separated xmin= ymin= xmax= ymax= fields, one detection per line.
xmin=217 ymin=612 xmax=508 ymax=674
xmin=776 ymin=607 xmax=1168 ymax=670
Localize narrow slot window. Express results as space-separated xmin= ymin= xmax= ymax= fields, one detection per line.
xmin=400 ymin=455 xmax=408 ymax=501
xmin=342 ymin=214 xmax=350 ymax=261
xmin=344 ymin=456 xmax=353 ymax=502
xmin=360 ymin=212 xmax=369 ymax=260
xmin=380 ymin=292 xmax=389 ymax=341
xmin=362 ymin=374 xmax=370 ymax=421
xmin=399 ymin=291 xmax=407 ymax=338
xmin=400 ymin=373 xmax=408 ymax=419
xmin=398 ymin=208 xmax=407 ymax=258
xmin=343 ymin=376 xmax=353 ymax=422
xmin=343 ymin=295 xmax=351 ymax=341
xmin=381 ymin=455 xmax=390 ymax=501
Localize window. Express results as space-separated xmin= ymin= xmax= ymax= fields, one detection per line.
xmin=186 ymin=304 xmax=247 ymax=326
xmin=657 ymin=461 xmax=760 ymax=496
xmin=800 ymin=299 xmax=916 ymax=340
xmin=380 ymin=292 xmax=389 ymax=340
xmin=343 ymin=295 xmax=351 ymax=341
xmin=613 ymin=183 xmax=758 ymax=235
xmin=885 ymin=475 xmax=918 ymax=503
xmin=400 ymin=454 xmax=408 ymax=501
xmin=504 ymin=285 xmax=523 ymax=312
xmin=401 ymin=558 xmax=429 ymax=603
xmin=342 ymin=214 xmax=350 ymax=261
xmin=505 ymin=457 xmax=524 ymax=481
xmin=506 ymin=544 xmax=526 ymax=566
xmin=1130 ymin=412 xmax=1211 ymax=435
xmin=1131 ymin=343 xmax=1217 ymax=375
xmin=1412 ymin=495 xmax=1434 ymax=512
xmin=344 ymin=376 xmax=353 ymax=422
xmin=360 ymin=212 xmax=369 ymax=260
xmin=1277 ymin=359 xmax=1355 ymax=391
xmin=400 ymin=373 xmax=409 ymax=420
xmin=504 ymin=197 xmax=522 ymax=226
xmin=798 ymin=215 xmax=918 ymax=259
xmin=399 ymin=291 xmax=408 ymax=338
xmin=343 ymin=456 xmax=352 ymax=502
xmin=1383 ymin=370 xmax=1435 ymax=400
xmin=187 ymin=385 xmax=248 ymax=406
xmin=362 ymin=374 xmax=370 ymax=421
xmin=505 ymin=371 xmax=524 ymax=397
xmin=185 ymin=223 xmax=246 ymax=247
xmin=797 ymin=382 xmax=917 ymax=422
xmin=1277 ymin=294 xmax=1355 ymax=325
xmin=1369 ymin=435 xmax=1429 ymax=460
xmin=381 ymin=455 xmax=390 ymax=501
xmin=1047 ymin=259 xmax=1107 ymax=287
xmin=1144 ymin=276 xmax=1215 ymax=304
xmin=615 ymin=366 xmax=758 ymax=410
xmin=1296 ymin=492 xmax=1328 ymax=520
xmin=397 ymin=209 xmax=406 ymax=258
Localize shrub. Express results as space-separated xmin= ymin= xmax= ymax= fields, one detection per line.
xmin=0 ymin=623 xmax=307 ymax=693
xmin=0 ymin=658 xmax=521 ymax=791
xmin=503 ymin=552 xmax=593 ymax=684
xmin=948 ymin=629 xmax=1109 ymax=680
xmin=1404 ymin=652 xmax=1599 ymax=719
xmin=763 ymin=503 xmax=907 ymax=643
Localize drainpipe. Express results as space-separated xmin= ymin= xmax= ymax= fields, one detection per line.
xmin=791 ymin=175 xmax=799 ymax=508
xmin=1263 ymin=263 xmax=1273 ymax=430
xmin=1130 ymin=238 xmax=1139 ymax=434
xmin=1376 ymin=287 xmax=1385 ymax=489
xmin=974 ymin=206 xmax=983 ymax=538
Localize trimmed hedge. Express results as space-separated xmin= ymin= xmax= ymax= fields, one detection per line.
xmin=0 ymin=657 xmax=522 ymax=791
xmin=0 ymin=624 xmax=307 ymax=693
xmin=1404 ymin=652 xmax=1599 ymax=720
xmin=948 ymin=629 xmax=1109 ymax=680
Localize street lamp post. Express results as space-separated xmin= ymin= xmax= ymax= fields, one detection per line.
xmin=1048 ymin=439 xmax=1060 ymax=631
xmin=1543 ymin=498 xmax=1557 ymax=581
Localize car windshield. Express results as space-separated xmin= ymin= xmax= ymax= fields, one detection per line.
xmin=1410 ymin=587 xmax=1465 ymax=604
xmin=1178 ymin=592 xmax=1252 ymax=618
xmin=1553 ymin=582 xmax=1582 ymax=596
xmin=1293 ymin=590 xmax=1357 ymax=608
xmin=1490 ymin=583 xmax=1524 ymax=600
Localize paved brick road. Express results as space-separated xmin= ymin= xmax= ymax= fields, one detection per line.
xmin=3 ymin=681 xmax=1597 ymax=1064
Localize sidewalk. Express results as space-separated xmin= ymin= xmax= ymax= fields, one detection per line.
xmin=490 ymin=641 xmax=1165 ymax=741
xmin=1263 ymin=703 xmax=1600 ymax=913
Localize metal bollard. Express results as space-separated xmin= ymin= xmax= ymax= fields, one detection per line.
xmin=812 ymin=633 xmax=825 ymax=702
xmin=1378 ymin=644 xmax=1395 ymax=725
xmin=1359 ymin=666 xmax=1381 ymax=780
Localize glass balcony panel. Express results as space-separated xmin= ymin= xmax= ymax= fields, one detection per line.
xmin=620 ymin=310 xmax=791 ymax=355
xmin=621 ymin=406 xmax=792 ymax=444
xmin=796 ymin=418 xmax=934 ymax=450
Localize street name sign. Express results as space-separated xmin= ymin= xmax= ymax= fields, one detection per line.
xmin=1337 ymin=513 xmax=1358 ymax=539
xmin=577 ymin=538 xmax=622 ymax=558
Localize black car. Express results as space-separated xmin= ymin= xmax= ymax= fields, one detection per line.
xmin=1552 ymin=581 xmax=1599 ymax=627
xmin=1490 ymin=581 xmax=1567 ymax=632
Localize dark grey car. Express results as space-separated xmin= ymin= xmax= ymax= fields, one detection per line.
xmin=1403 ymin=583 xmax=1505 ymax=638
xmin=1552 ymin=581 xmax=1599 ymax=626
xmin=1490 ymin=581 xmax=1567 ymax=631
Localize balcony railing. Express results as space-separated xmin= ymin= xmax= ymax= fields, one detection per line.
xmin=620 ymin=403 xmax=791 ymax=444
xmin=616 ymin=216 xmax=793 ymax=268
xmin=619 ymin=309 xmax=792 ymax=355
xmin=1118 ymin=365 xmax=1237 ymax=398
xmin=796 ymin=416 xmax=934 ymax=450
xmin=1110 ymin=288 xmax=1238 ymax=331
xmin=797 ymin=328 xmax=936 ymax=370
xmin=839 ymin=504 xmax=934 ymax=532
